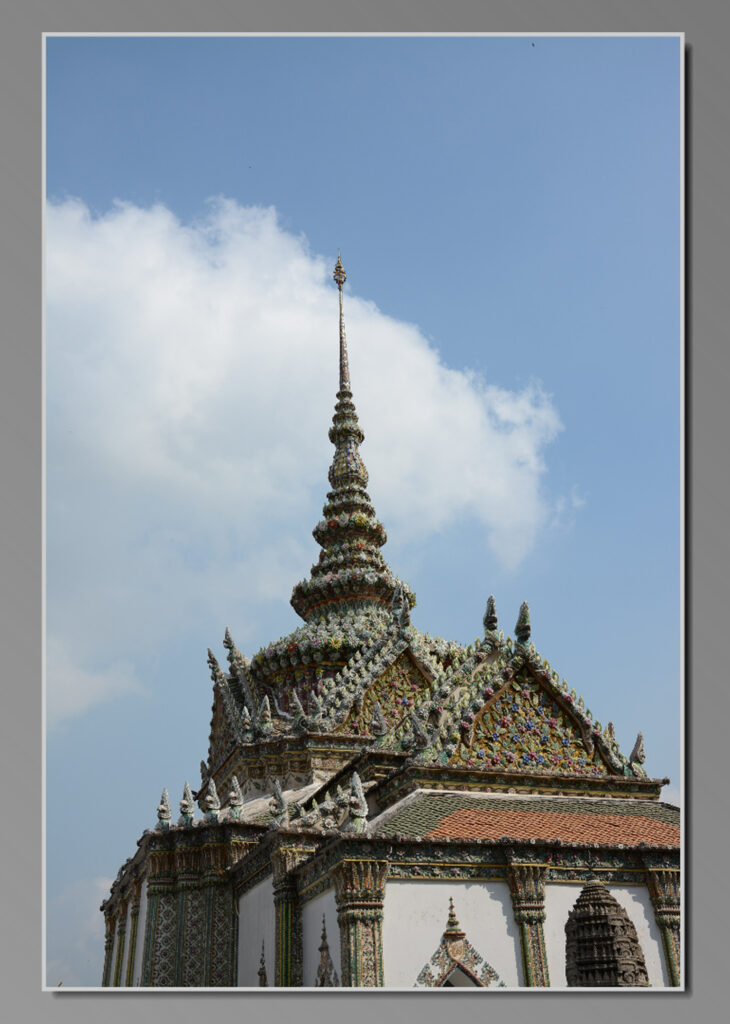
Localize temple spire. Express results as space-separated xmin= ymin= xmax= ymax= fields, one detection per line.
xmin=334 ymin=253 xmax=350 ymax=391
xmin=288 ymin=256 xmax=414 ymax=624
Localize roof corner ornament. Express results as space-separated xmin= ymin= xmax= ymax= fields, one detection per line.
xmin=342 ymin=771 xmax=369 ymax=834
xmin=226 ymin=775 xmax=244 ymax=820
xmin=178 ymin=781 xmax=195 ymax=827
xmin=268 ymin=778 xmax=289 ymax=830
xmin=207 ymin=648 xmax=224 ymax=685
xmin=483 ymin=594 xmax=499 ymax=634
xmin=255 ymin=694 xmax=273 ymax=737
xmin=204 ymin=778 xmax=221 ymax=822
xmin=156 ymin=788 xmax=172 ymax=831
xmin=515 ymin=601 xmax=531 ymax=645
xmin=629 ymin=731 xmax=647 ymax=776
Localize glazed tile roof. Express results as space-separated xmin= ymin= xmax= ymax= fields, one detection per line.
xmin=372 ymin=792 xmax=679 ymax=847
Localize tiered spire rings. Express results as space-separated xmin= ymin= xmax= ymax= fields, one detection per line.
xmin=289 ymin=257 xmax=412 ymax=622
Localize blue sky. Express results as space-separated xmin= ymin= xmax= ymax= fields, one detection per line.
xmin=45 ymin=34 xmax=681 ymax=985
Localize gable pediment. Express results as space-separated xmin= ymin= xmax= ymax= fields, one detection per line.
xmin=337 ymin=648 xmax=434 ymax=735
xmin=449 ymin=670 xmax=610 ymax=776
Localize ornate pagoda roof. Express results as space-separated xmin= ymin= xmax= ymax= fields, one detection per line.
xmin=196 ymin=257 xmax=665 ymax=810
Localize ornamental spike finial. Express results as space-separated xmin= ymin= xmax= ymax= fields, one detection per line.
xmin=484 ymin=594 xmax=498 ymax=633
xmin=333 ymin=254 xmax=350 ymax=391
xmin=515 ymin=601 xmax=531 ymax=644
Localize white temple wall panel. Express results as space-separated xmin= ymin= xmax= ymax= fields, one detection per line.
xmin=381 ymin=879 xmax=522 ymax=988
xmin=543 ymin=883 xmax=669 ymax=988
xmin=237 ymin=877 xmax=275 ymax=986
xmin=301 ymin=889 xmax=339 ymax=987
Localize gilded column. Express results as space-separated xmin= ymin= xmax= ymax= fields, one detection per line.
xmin=101 ymin=912 xmax=115 ymax=986
xmin=333 ymin=859 xmax=389 ymax=987
xmin=271 ymin=841 xmax=316 ymax=987
xmin=112 ymin=899 xmax=128 ymax=987
xmin=507 ymin=863 xmax=550 ymax=987
xmin=645 ymin=868 xmax=681 ymax=986
xmin=125 ymin=881 xmax=142 ymax=987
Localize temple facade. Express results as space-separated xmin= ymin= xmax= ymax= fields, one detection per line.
xmin=101 ymin=258 xmax=680 ymax=989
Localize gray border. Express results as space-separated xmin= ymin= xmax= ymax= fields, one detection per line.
xmin=3 ymin=0 xmax=723 ymax=1021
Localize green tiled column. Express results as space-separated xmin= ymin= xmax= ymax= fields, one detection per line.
xmin=333 ymin=860 xmax=389 ymax=987
xmin=645 ymin=868 xmax=681 ymax=986
xmin=507 ymin=863 xmax=550 ymax=987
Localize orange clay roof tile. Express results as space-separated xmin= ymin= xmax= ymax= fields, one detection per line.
xmin=426 ymin=807 xmax=680 ymax=846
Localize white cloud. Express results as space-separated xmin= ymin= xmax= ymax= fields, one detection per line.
xmin=46 ymin=876 xmax=112 ymax=987
xmin=46 ymin=635 xmax=146 ymax=730
xmin=45 ymin=198 xmax=565 ymax=723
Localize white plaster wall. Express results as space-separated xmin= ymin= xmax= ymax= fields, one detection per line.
xmin=543 ymin=883 xmax=669 ymax=988
xmin=382 ymin=880 xmax=522 ymax=988
xmin=131 ymin=877 xmax=148 ymax=987
xmin=302 ymin=889 xmax=340 ymax=987
xmin=237 ymin=877 xmax=275 ymax=986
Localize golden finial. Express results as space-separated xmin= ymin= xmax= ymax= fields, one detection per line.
xmin=333 ymin=252 xmax=346 ymax=290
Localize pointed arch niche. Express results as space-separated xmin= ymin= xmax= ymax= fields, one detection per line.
xmin=415 ymin=899 xmax=506 ymax=988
